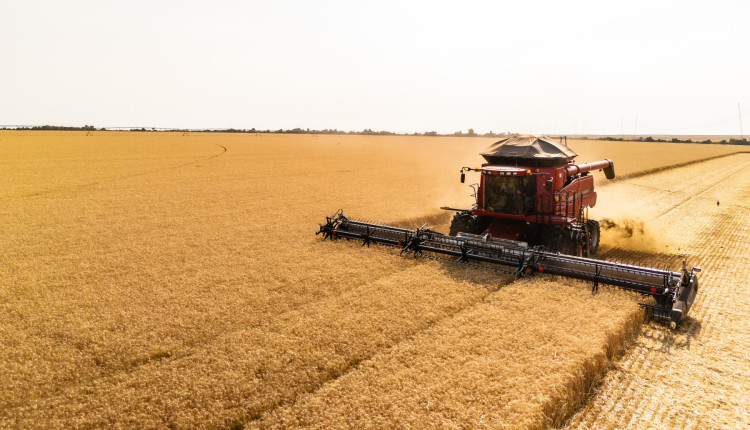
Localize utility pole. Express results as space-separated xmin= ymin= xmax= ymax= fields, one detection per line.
xmin=739 ymin=102 xmax=744 ymax=140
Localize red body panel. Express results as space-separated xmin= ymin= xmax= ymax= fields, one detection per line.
xmin=473 ymin=160 xmax=607 ymax=228
xmin=486 ymin=219 xmax=528 ymax=240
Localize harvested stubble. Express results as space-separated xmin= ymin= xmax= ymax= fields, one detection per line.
xmin=565 ymin=153 xmax=750 ymax=429
xmin=0 ymin=131 xmax=741 ymax=428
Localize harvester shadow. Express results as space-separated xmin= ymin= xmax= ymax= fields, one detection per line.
xmin=364 ymin=242 xmax=517 ymax=288
xmin=640 ymin=316 xmax=702 ymax=354
xmin=434 ymin=259 xmax=517 ymax=289
xmin=596 ymin=246 xmax=692 ymax=268
xmin=390 ymin=211 xmax=453 ymax=233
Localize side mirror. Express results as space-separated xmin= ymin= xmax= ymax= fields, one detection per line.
xmin=546 ymin=178 xmax=553 ymax=192
xmin=460 ymin=172 xmax=465 ymax=183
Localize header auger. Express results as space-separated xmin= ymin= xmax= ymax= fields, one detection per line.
xmin=316 ymin=136 xmax=700 ymax=327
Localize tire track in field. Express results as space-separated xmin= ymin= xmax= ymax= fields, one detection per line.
xmin=246 ymin=292 xmax=487 ymax=427
xmin=0 ymin=241 xmax=422 ymax=412
xmin=224 ymin=213 xmax=518 ymax=426
xmin=248 ymin=266 xmax=644 ymax=429
xmin=627 ymin=183 xmax=750 ymax=211
xmin=17 ymin=143 xmax=227 ymax=198
xmin=603 ymin=150 xmax=750 ymax=183
xmin=655 ymin=156 xmax=750 ymax=218
xmin=565 ymin=154 xmax=750 ymax=429
xmin=237 ymin=265 xmax=516 ymax=427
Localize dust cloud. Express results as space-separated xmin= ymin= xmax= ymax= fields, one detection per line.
xmin=591 ymin=192 xmax=673 ymax=252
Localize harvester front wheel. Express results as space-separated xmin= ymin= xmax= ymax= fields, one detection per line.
xmin=587 ymin=220 xmax=601 ymax=255
xmin=540 ymin=225 xmax=576 ymax=255
xmin=468 ymin=215 xmax=492 ymax=235
xmin=449 ymin=211 xmax=473 ymax=236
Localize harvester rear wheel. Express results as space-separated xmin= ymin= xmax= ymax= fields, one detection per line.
xmin=587 ymin=220 xmax=601 ymax=254
xmin=449 ymin=212 xmax=473 ymax=236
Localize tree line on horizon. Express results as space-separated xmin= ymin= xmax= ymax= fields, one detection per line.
xmin=579 ymin=135 xmax=749 ymax=145
xmin=2 ymin=125 xmax=747 ymax=145
xmin=0 ymin=125 xmax=516 ymax=138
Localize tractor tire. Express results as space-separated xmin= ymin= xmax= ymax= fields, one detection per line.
xmin=558 ymin=227 xmax=579 ymax=255
xmin=449 ymin=212 xmax=473 ymax=236
xmin=467 ymin=215 xmax=492 ymax=235
xmin=587 ymin=220 xmax=601 ymax=255
xmin=540 ymin=224 xmax=577 ymax=255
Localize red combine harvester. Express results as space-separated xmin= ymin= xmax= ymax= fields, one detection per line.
xmin=317 ymin=135 xmax=699 ymax=327
xmin=443 ymin=135 xmax=615 ymax=256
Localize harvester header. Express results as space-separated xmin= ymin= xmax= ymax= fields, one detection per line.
xmin=317 ymin=211 xmax=699 ymax=326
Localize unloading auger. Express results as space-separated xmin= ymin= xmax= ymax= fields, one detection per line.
xmin=317 ymin=211 xmax=700 ymax=327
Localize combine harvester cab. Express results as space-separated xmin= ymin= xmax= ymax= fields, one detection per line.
xmin=317 ymin=135 xmax=699 ymax=327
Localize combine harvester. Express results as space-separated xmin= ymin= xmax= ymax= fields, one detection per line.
xmin=317 ymin=135 xmax=699 ymax=327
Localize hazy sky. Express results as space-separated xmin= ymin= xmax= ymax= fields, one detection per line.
xmin=2 ymin=1 xmax=748 ymax=135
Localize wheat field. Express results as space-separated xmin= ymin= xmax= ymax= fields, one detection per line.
xmin=1 ymin=131 xmax=746 ymax=428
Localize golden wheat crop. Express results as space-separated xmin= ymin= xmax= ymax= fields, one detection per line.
xmin=0 ymin=131 xmax=745 ymax=428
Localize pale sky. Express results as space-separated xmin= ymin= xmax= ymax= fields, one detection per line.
xmin=2 ymin=0 xmax=748 ymax=135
